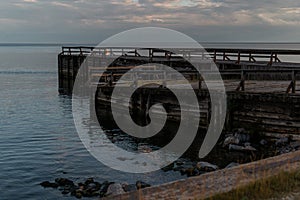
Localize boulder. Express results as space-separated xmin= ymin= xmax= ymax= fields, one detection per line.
xmin=106 ymin=183 xmax=125 ymax=196
xmin=278 ymin=146 xmax=295 ymax=155
xmin=196 ymin=162 xmax=218 ymax=172
xmin=136 ymin=181 xmax=151 ymax=190
xmin=84 ymin=178 xmax=94 ymax=185
xmin=223 ymin=135 xmax=239 ymax=147
xmin=122 ymin=183 xmax=137 ymax=192
xmin=235 ymin=128 xmax=246 ymax=134
xmin=275 ymin=137 xmax=290 ymax=146
xmin=259 ymin=139 xmax=268 ymax=146
xmin=100 ymin=181 xmax=114 ymax=197
xmin=40 ymin=181 xmax=59 ymax=188
xmin=55 ymin=178 xmax=74 ymax=187
xmin=235 ymin=133 xmax=250 ymax=143
xmin=291 ymin=141 xmax=300 ymax=149
xmin=74 ymin=190 xmax=83 ymax=199
xmin=62 ymin=184 xmax=77 ymax=195
xmin=175 ymin=160 xmax=184 ymax=166
xmin=162 ymin=163 xmax=174 ymax=172
xmin=180 ymin=167 xmax=194 ymax=176
xmin=225 ymin=162 xmax=239 ymax=169
xmin=229 ymin=144 xmax=257 ymax=152
xmin=173 ymin=165 xmax=185 ymax=172
xmin=137 ymin=145 xmax=152 ymax=153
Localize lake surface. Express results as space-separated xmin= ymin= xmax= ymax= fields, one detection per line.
xmin=1 ymin=43 xmax=299 ymax=200
xmin=0 ymin=45 xmax=187 ymax=200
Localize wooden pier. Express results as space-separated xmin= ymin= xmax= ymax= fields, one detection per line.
xmin=58 ymin=47 xmax=300 ymax=135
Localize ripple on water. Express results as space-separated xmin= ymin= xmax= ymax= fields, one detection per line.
xmin=0 ymin=49 xmax=188 ymax=199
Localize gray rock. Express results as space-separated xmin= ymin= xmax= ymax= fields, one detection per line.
xmin=260 ymin=139 xmax=268 ymax=145
xmin=40 ymin=181 xmax=59 ymax=188
xmin=196 ymin=161 xmax=218 ymax=171
xmin=106 ymin=183 xmax=125 ymax=196
xmin=275 ymin=137 xmax=289 ymax=146
xmin=100 ymin=181 xmax=114 ymax=197
xmin=225 ymin=162 xmax=239 ymax=169
xmin=136 ymin=181 xmax=151 ymax=190
xmin=278 ymin=146 xmax=295 ymax=155
xmin=235 ymin=128 xmax=246 ymax=134
xmin=223 ymin=135 xmax=240 ymax=147
xmin=84 ymin=178 xmax=94 ymax=185
xmin=229 ymin=144 xmax=257 ymax=152
xmin=291 ymin=141 xmax=300 ymax=149
xmin=55 ymin=178 xmax=74 ymax=187
xmin=229 ymin=144 xmax=244 ymax=151
xmin=175 ymin=160 xmax=184 ymax=166
xmin=234 ymin=133 xmax=250 ymax=143
xmin=122 ymin=183 xmax=137 ymax=192
xmin=74 ymin=191 xmax=82 ymax=199
xmin=162 ymin=163 xmax=174 ymax=172
xmin=173 ymin=166 xmax=185 ymax=172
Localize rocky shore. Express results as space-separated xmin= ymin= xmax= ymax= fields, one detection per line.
xmin=40 ymin=128 xmax=300 ymax=199
xmin=40 ymin=178 xmax=151 ymax=199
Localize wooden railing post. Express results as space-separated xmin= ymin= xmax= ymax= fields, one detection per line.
xmin=236 ymin=70 xmax=245 ymax=91
xmin=213 ymin=50 xmax=217 ymax=62
xmin=198 ymin=74 xmax=202 ymax=90
xmin=268 ymin=52 xmax=274 ymax=66
xmin=292 ymin=70 xmax=296 ymax=93
xmin=286 ymin=70 xmax=296 ymax=94
xmin=236 ymin=51 xmax=241 ymax=64
xmin=241 ymin=70 xmax=245 ymax=91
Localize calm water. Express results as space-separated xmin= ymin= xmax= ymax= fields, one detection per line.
xmin=0 ymin=45 xmax=185 ymax=200
xmin=1 ymin=43 xmax=300 ymax=200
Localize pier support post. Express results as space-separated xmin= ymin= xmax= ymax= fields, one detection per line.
xmin=287 ymin=70 xmax=296 ymax=94
xmin=236 ymin=70 xmax=245 ymax=91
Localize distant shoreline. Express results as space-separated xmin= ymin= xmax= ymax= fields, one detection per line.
xmin=1 ymin=42 xmax=300 ymax=47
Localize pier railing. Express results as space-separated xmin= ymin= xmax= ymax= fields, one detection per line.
xmin=58 ymin=46 xmax=300 ymax=94
xmin=87 ymin=66 xmax=299 ymax=94
xmin=60 ymin=46 xmax=300 ymax=66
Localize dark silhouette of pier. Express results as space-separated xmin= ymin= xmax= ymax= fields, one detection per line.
xmin=58 ymin=46 xmax=300 ymax=134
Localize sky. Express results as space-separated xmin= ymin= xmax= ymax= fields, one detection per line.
xmin=0 ymin=0 xmax=300 ymax=43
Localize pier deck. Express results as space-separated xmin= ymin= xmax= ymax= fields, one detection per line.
xmin=58 ymin=46 xmax=300 ymax=134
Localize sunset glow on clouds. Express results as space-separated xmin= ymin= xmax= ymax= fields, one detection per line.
xmin=0 ymin=0 xmax=299 ymax=42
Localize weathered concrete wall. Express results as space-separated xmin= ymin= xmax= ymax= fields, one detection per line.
xmin=103 ymin=150 xmax=300 ymax=200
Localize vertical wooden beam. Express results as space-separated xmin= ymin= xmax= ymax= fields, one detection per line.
xmin=275 ymin=54 xmax=281 ymax=63
xmin=236 ymin=70 xmax=245 ymax=91
xmin=198 ymin=74 xmax=202 ymax=90
xmin=241 ymin=70 xmax=245 ymax=91
xmin=236 ymin=51 xmax=241 ymax=64
xmin=292 ymin=70 xmax=296 ymax=93
xmin=58 ymin=55 xmax=63 ymax=93
xmin=286 ymin=70 xmax=296 ymax=94
xmin=67 ymin=56 xmax=71 ymax=94
xmin=268 ymin=52 xmax=274 ymax=66
xmin=213 ymin=50 xmax=217 ymax=62
xmin=149 ymin=48 xmax=153 ymax=62
xmin=109 ymin=72 xmax=113 ymax=86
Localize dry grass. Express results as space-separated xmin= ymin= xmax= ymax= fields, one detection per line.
xmin=206 ymin=170 xmax=300 ymax=200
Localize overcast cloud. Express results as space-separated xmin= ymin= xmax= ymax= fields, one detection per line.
xmin=0 ymin=0 xmax=299 ymax=43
